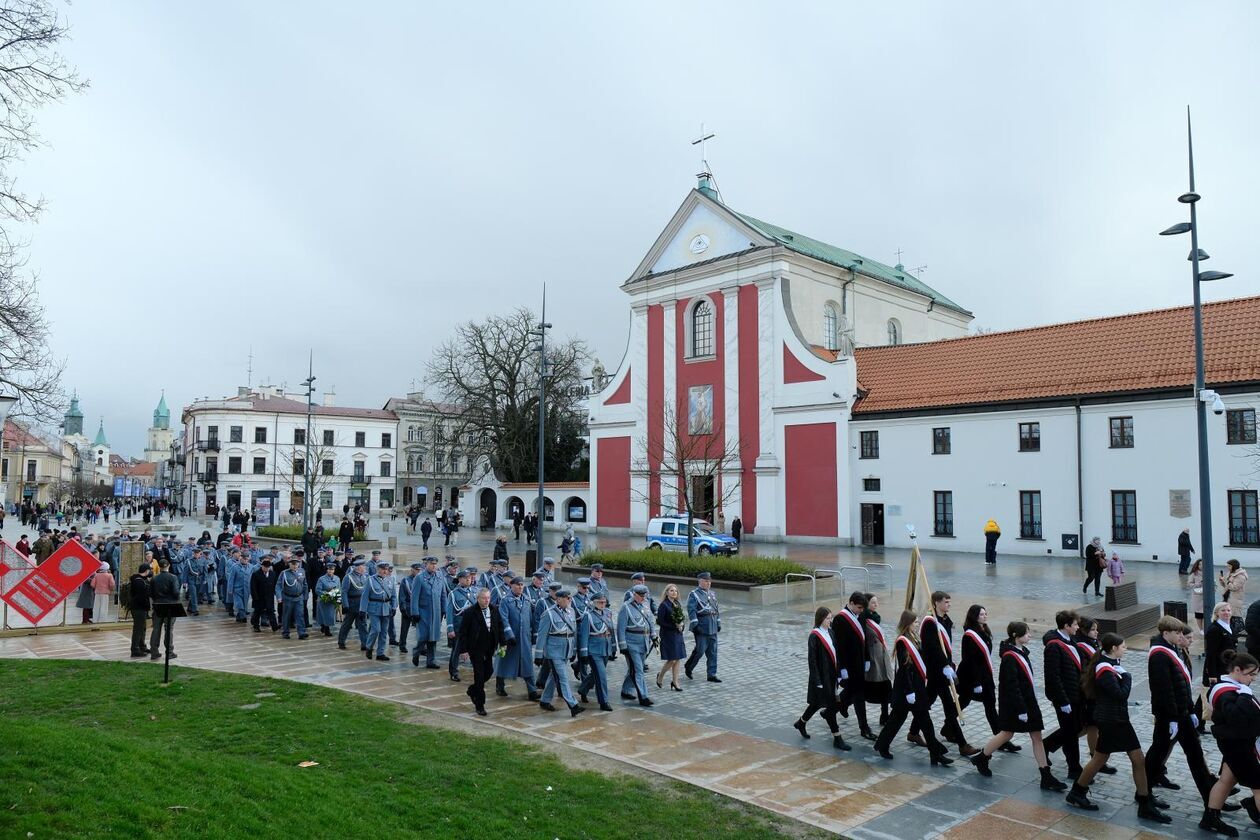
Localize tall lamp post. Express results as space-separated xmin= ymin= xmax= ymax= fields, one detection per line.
xmin=1159 ymin=108 xmax=1234 ymax=609
xmin=302 ymin=353 xmax=316 ymax=530
xmin=530 ymin=289 xmax=552 ymax=558
xmin=0 ymin=394 xmax=16 ymax=511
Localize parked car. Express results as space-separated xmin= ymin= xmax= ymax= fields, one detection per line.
xmin=645 ymin=515 xmax=739 ymax=555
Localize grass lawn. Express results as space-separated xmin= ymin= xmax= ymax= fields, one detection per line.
xmin=0 ymin=660 xmax=827 ymax=840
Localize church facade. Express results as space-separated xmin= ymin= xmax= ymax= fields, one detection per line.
xmin=586 ymin=180 xmax=971 ymax=542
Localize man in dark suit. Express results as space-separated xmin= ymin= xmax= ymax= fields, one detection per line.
xmin=250 ymin=558 xmax=280 ymax=632
xmin=129 ymin=563 xmax=153 ymax=657
xmin=833 ymin=591 xmax=873 ymax=740
xmin=148 ymin=558 xmax=181 ymax=660
xmin=456 ymin=586 xmax=503 ymax=716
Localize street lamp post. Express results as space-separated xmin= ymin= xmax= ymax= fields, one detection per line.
xmin=302 ymin=352 xmax=316 ymax=531
xmin=530 ymin=289 xmax=552 ymax=558
xmin=1159 ymin=108 xmax=1234 ymax=610
xmin=0 ymin=394 xmax=16 ymax=510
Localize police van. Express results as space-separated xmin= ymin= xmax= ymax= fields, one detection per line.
xmin=644 ymin=514 xmax=739 ymax=555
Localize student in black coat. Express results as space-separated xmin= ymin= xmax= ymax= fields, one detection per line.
xmin=970 ymin=622 xmax=1065 ymax=791
xmin=1145 ymin=617 xmax=1214 ymax=801
xmin=1204 ymin=650 xmax=1260 ymax=833
xmin=957 ymin=604 xmax=1016 ymax=752
xmin=908 ymin=591 xmax=977 ymax=755
xmin=457 ymin=587 xmax=503 ymax=715
xmin=794 ymin=607 xmax=847 ymax=750
xmin=832 ymin=592 xmax=873 ymax=740
xmin=1042 ymin=609 xmax=1085 ymax=778
xmin=873 ymin=610 xmax=952 ymax=766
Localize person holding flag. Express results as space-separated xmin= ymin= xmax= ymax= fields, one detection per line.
xmin=873 ymin=610 xmax=952 ymax=766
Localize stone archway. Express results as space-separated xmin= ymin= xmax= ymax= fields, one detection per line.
xmin=479 ymin=488 xmax=498 ymax=530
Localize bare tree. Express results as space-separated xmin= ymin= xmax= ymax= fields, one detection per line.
xmin=633 ymin=401 xmax=742 ymax=556
xmin=278 ymin=440 xmax=339 ymax=517
xmin=47 ymin=476 xmax=70 ymax=504
xmin=425 ymin=308 xmax=589 ymax=482
xmin=0 ymin=2 xmax=87 ymax=420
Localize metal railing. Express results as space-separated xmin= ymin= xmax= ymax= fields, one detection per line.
xmin=837 ymin=566 xmax=869 ymax=598
xmin=784 ymin=572 xmax=816 ymax=607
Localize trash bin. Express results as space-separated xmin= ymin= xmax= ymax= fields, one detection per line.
xmin=1163 ymin=600 xmax=1188 ymax=622
xmin=525 ymin=549 xmax=538 ymax=577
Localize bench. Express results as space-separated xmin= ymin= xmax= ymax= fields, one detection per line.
xmin=1079 ymin=581 xmax=1161 ymax=638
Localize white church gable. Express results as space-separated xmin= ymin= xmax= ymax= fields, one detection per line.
xmin=633 ymin=192 xmax=770 ymax=280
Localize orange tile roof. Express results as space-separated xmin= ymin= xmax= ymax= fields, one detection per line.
xmin=852 ymin=296 xmax=1260 ymax=415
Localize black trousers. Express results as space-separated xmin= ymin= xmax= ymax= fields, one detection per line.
xmin=131 ymin=608 xmax=149 ymax=653
xmin=251 ymin=603 xmax=277 ymax=630
xmin=467 ymin=652 xmax=494 ymax=709
xmin=838 ymin=679 xmax=871 ymax=732
xmin=1146 ymin=713 xmax=1214 ymax=799
xmin=1083 ymin=565 xmax=1103 ymax=595
xmin=908 ymin=681 xmax=963 ymax=744
xmin=876 ymin=702 xmax=947 ymax=755
xmin=801 ymin=700 xmax=839 ymax=732
xmin=960 ymin=689 xmax=1001 ymax=735
xmin=1044 ymin=707 xmax=1083 ymax=773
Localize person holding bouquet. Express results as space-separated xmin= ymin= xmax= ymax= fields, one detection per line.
xmin=314 ymin=561 xmax=341 ymax=637
xmin=656 ymin=583 xmax=687 ymax=692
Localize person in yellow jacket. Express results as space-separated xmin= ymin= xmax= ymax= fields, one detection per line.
xmin=984 ymin=520 xmax=1001 ymax=565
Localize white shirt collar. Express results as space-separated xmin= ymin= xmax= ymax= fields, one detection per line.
xmin=1218 ymin=618 xmax=1233 ymax=634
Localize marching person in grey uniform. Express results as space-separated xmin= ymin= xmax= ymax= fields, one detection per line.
xmin=535 ymin=581 xmax=562 ymax=632
xmin=684 ymin=571 xmax=721 ymax=682
xmin=571 ymin=577 xmax=593 ymax=681
xmin=618 ymin=584 xmax=658 ymax=706
xmin=587 ymin=563 xmax=610 ymax=602
xmin=534 ymin=589 xmax=584 ymax=716
xmin=579 ymin=591 xmax=618 ymax=711
xmin=443 ymin=558 xmax=461 ymax=594
xmin=362 ymin=560 xmax=397 ymax=661
xmin=539 ymin=556 xmax=557 ymax=585
xmin=314 ymin=561 xmax=340 ymax=636
xmin=445 ymin=567 xmax=477 ymax=681
xmin=490 ymin=564 xmax=513 ymax=607
xmin=477 ymin=561 xmax=500 ymax=593
xmin=622 ymin=572 xmax=658 ymax=612
xmin=369 ymin=550 xmax=398 ymax=647
xmin=410 ymin=555 xmax=446 ymax=669
xmin=338 ymin=557 xmax=369 ymax=651
xmin=277 ymin=557 xmax=309 ymax=640
xmin=523 ymin=571 xmax=548 ymax=643
xmin=496 ymin=575 xmax=541 ymax=701
xmin=397 ymin=560 xmax=423 ymax=654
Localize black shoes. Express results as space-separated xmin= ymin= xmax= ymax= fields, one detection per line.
xmin=794 ymin=718 xmax=810 ymax=739
xmin=876 ymin=747 xmax=894 ymax=760
xmin=860 ymin=729 xmax=876 ymax=741
xmin=707 ymin=676 xmax=722 ymax=683
xmin=539 ymin=702 xmax=557 ymax=711
xmin=1199 ymin=807 xmax=1239 ymax=837
xmin=338 ymin=644 xmax=347 ymax=650
xmin=1136 ymin=795 xmax=1172 ymax=824
xmin=599 ymin=703 xmax=614 ymax=712
xmin=1097 ymin=762 xmax=1117 ymax=775
xmin=1066 ymin=784 xmax=1097 ymax=811
xmin=1039 ymin=766 xmax=1067 ymax=791
xmin=639 ymin=698 xmax=654 ymax=707
xmin=998 ymin=742 xmax=1021 ymax=753
xmin=375 ymin=655 xmax=389 ymax=661
xmin=475 ymin=707 xmax=487 ymax=717
xmin=833 ymin=735 xmax=851 ymax=751
xmin=930 ymin=753 xmax=953 ymax=767
xmin=621 ymin=692 xmax=637 ymax=700
xmin=1151 ymin=776 xmax=1180 ymax=790
xmin=569 ymin=705 xmax=584 ymax=717
xmin=971 ymin=753 xmax=992 ymax=777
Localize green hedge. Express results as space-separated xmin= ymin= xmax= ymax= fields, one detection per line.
xmin=580 ymin=549 xmax=811 ymax=586
xmin=255 ymin=525 xmax=366 ymax=541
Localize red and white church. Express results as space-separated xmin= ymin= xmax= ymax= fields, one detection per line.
xmin=587 ymin=177 xmax=974 ymax=543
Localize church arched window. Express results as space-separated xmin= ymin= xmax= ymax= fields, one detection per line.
xmin=887 ymin=318 xmax=902 ymax=346
xmin=689 ymin=298 xmax=714 ymax=358
xmin=823 ymin=304 xmax=839 ymax=351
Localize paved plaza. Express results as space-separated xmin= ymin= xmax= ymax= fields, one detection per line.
xmin=2 ymin=515 xmax=1251 ymax=838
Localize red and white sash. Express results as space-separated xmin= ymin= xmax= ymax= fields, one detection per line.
xmin=1047 ymin=637 xmax=1082 ymax=670
xmin=865 ymin=619 xmax=886 ymax=648
xmin=1095 ymin=660 xmax=1122 ymax=681
xmin=896 ymin=635 xmax=927 ymax=680
xmin=919 ymin=615 xmax=952 ymax=658
xmin=838 ymin=608 xmax=864 ymax=642
xmin=964 ymin=629 xmax=993 ymax=674
xmin=1210 ymin=680 xmax=1242 ymax=709
xmin=812 ymin=627 xmax=837 ymax=670
xmin=1076 ymin=641 xmax=1096 ymax=659
xmin=1002 ymin=649 xmax=1035 ymax=689
xmin=1148 ymin=644 xmax=1192 ymax=686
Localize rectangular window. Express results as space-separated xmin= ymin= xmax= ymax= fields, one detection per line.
xmin=862 ymin=478 xmax=880 ymax=492
xmin=252 ymin=457 xmax=266 ymax=475
xmin=1109 ymin=417 xmax=1134 ymax=448
xmin=207 ymin=425 xmax=218 ymax=442
xmin=1 ymin=458 xmax=7 ymax=479
xmin=352 ymin=462 xmax=365 ymax=482
xmin=322 ymin=429 xmax=334 ymax=446
xmin=26 ymin=460 xmax=36 ymax=481
xmin=932 ymin=427 xmax=951 ymax=455
xmin=1018 ymin=422 xmax=1040 ymax=452
xmin=227 ymin=457 xmax=242 ymax=474
xmin=229 ymin=425 xmax=243 ymax=443
xmin=660 ymin=522 xmax=675 ymax=536
xmin=319 ymin=490 xmax=333 ymax=509
xmin=254 ymin=426 xmax=267 ymax=444
xmin=293 ymin=457 xmax=305 ymax=476
xmin=1227 ymin=409 xmax=1257 ymax=445
xmin=933 ymin=491 xmax=954 ymax=537
xmin=381 ymin=433 xmax=392 ymax=449
xmin=321 ymin=459 xmax=334 ymax=476
xmin=355 ymin=431 xmax=365 ymax=447
xmin=1019 ymin=491 xmax=1042 ymax=539
xmin=379 ymin=489 xmax=394 ymax=508
xmin=293 ymin=428 xmax=306 ymax=445
xmin=859 ymin=430 xmax=879 ymax=459
xmin=380 ymin=461 xmax=391 ymax=478
xmin=206 ymin=457 xmax=217 ymax=478
xmin=1111 ymin=490 xmax=1138 ymax=543
xmin=1229 ymin=490 xmax=1260 ymax=547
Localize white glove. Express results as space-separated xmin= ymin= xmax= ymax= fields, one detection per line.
xmin=1060 ymin=704 xmax=1072 ymax=714
xmin=1191 ymin=714 xmax=1200 ymax=728
xmin=943 ymin=666 xmax=956 ymax=681
xmin=840 ymin=669 xmax=849 ymax=680
xmin=864 ymin=660 xmax=871 ymax=672
xmin=1169 ymin=721 xmax=1179 ymax=738
xmin=905 ymin=693 xmax=916 ymax=705
xmin=973 ymin=685 xmax=983 ymax=694
xmin=1018 ymin=713 xmax=1028 ymax=722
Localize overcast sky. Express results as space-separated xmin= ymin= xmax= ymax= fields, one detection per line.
xmin=17 ymin=1 xmax=1260 ymax=455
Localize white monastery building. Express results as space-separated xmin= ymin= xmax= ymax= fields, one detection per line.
xmin=586 ymin=178 xmax=1260 ymax=562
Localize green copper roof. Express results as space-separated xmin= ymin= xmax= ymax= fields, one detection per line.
xmin=731 ymin=211 xmax=971 ymax=316
xmin=153 ymin=392 xmax=170 ymax=429
xmin=93 ymin=419 xmax=109 ymax=447
xmin=65 ymin=395 xmax=83 ymax=418
xmin=156 ymin=392 xmax=169 ymax=415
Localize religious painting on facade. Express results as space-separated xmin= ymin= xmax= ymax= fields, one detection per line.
xmin=688 ymin=385 xmax=713 ymax=435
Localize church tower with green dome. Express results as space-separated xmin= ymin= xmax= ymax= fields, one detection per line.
xmin=63 ymin=392 xmax=85 ymax=437
xmin=144 ymin=391 xmax=175 ymax=463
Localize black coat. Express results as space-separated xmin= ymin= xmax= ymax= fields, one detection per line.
xmin=829 ymin=609 xmax=866 ymax=680
xmin=1042 ymin=629 xmax=1083 ymax=706
xmin=996 ymin=641 xmax=1042 ymax=731
xmin=918 ymin=613 xmax=954 ymax=686
xmin=420 ymin=521 xmax=433 ymax=537
xmin=1147 ymin=637 xmax=1194 ymax=720
xmin=891 ymin=636 xmax=930 ymax=711
xmin=806 ymin=630 xmax=840 ymax=708
xmin=129 ymin=574 xmax=151 ymax=611
xmin=456 ymin=605 xmax=502 ymax=660
xmin=251 ymin=567 xmax=278 ymax=605
xmin=957 ymin=627 xmax=995 ymax=700
xmin=1087 ymin=656 xmax=1131 ymax=724
xmin=1178 ymin=532 xmax=1195 ymax=558
xmin=1246 ymin=601 xmax=1260 ymax=660
xmin=1204 ymin=620 xmax=1237 ymax=686
xmin=493 ymin=542 xmax=509 ymax=562
xmin=301 ymin=533 xmax=321 ymax=556
xmin=338 ymin=521 xmax=355 ymax=542
xmin=150 ymin=571 xmax=180 ymax=604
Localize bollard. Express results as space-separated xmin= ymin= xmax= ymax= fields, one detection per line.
xmin=382 ymin=522 xmax=389 ymax=532
xmin=388 ymin=537 xmax=398 ymax=549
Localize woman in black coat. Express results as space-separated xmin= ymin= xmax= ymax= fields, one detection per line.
xmin=1199 ymin=601 xmax=1238 ymax=732
xmin=656 ymin=584 xmax=687 ymax=691
xmin=958 ymin=604 xmax=1014 ymax=752
xmin=872 ymin=610 xmax=950 ymax=766
xmin=456 ymin=587 xmax=503 ymax=716
xmin=971 ymin=622 xmax=1065 ymax=790
xmin=1205 ymin=649 xmax=1260 ymax=833
xmin=794 ymin=607 xmax=848 ymax=751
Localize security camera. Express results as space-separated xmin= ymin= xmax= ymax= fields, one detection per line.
xmin=1212 ymin=394 xmax=1226 ymax=415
